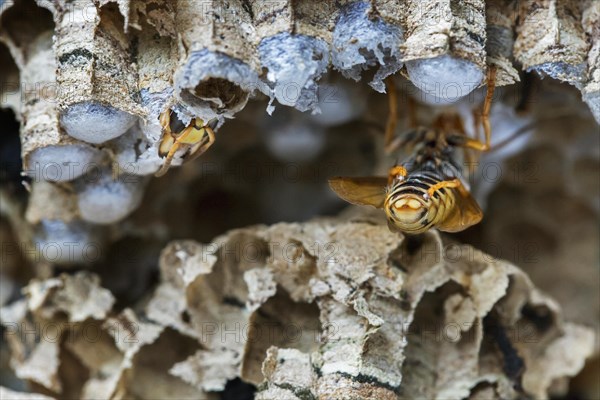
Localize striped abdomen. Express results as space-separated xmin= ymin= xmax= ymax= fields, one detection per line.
xmin=383 ymin=171 xmax=458 ymax=234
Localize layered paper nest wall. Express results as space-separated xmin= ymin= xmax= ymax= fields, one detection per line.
xmin=0 ymin=1 xmax=599 ymax=399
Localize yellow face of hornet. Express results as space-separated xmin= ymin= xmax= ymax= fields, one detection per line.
xmin=328 ymin=66 xmax=498 ymax=235
xmin=155 ymin=109 xmax=217 ymax=177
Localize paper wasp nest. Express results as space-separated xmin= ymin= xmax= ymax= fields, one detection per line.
xmin=0 ymin=222 xmax=596 ymax=399
xmin=0 ymin=0 xmax=598 ymax=399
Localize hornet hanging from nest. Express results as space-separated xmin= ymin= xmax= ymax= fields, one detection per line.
xmin=329 ymin=68 xmax=499 ymax=235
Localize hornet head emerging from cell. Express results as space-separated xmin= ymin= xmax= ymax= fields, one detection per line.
xmin=155 ymin=108 xmax=218 ymax=177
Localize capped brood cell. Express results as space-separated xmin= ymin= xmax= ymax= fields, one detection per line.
xmin=33 ymin=220 xmax=103 ymax=266
xmin=53 ymin=1 xmax=142 ymax=144
xmin=74 ymin=167 xmax=148 ymax=225
xmin=0 ymin=2 xmax=104 ymax=183
xmin=402 ymin=0 xmax=488 ymax=103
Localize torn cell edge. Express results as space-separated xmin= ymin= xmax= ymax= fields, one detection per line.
xmin=259 ymin=32 xmax=330 ymax=114
xmin=332 ymin=1 xmax=403 ymax=93
xmin=528 ymin=62 xmax=589 ymax=86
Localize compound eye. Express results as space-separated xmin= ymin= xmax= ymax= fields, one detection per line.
xmin=207 ymin=118 xmax=218 ymax=130
xmin=168 ymin=110 xmax=186 ymax=134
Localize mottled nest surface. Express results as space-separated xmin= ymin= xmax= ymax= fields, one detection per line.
xmin=0 ymin=1 xmax=599 ymax=400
